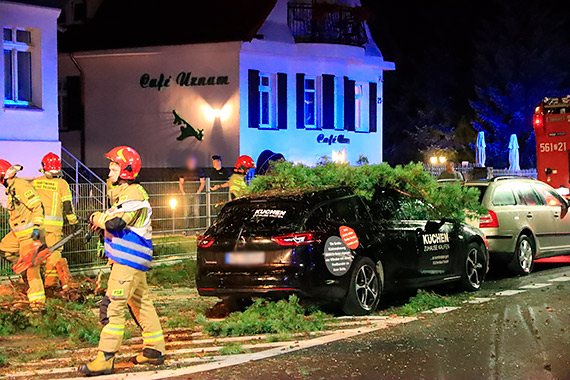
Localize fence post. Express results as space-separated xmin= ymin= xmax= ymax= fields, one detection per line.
xmin=206 ymin=177 xmax=212 ymax=227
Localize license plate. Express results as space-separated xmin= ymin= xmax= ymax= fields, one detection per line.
xmin=225 ymin=252 xmax=265 ymax=265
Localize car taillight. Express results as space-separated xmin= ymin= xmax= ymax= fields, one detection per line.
xmin=197 ymin=235 xmax=215 ymax=248
xmin=479 ymin=209 xmax=499 ymax=228
xmin=271 ymin=233 xmax=314 ymax=246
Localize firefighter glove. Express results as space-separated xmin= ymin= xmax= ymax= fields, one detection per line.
xmin=31 ymin=229 xmax=41 ymax=241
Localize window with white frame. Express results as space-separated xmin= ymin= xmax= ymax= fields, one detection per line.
xmin=354 ymin=83 xmax=365 ymax=132
xmin=259 ymin=73 xmax=273 ymax=128
xmin=304 ymin=77 xmax=317 ymax=128
xmin=3 ymin=28 xmax=33 ymax=106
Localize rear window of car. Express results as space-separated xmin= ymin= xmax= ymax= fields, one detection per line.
xmin=492 ymin=185 xmax=516 ymax=206
xmin=212 ymin=201 xmax=306 ymax=235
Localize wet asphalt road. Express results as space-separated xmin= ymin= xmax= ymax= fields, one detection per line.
xmin=180 ymin=263 xmax=570 ymax=380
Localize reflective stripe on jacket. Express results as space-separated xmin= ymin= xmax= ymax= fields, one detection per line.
xmin=104 ymin=228 xmax=153 ymax=271
xmin=33 ymin=176 xmax=77 ymax=232
xmin=104 ymin=197 xmax=153 ymax=271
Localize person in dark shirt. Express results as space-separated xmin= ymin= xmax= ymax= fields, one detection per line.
xmin=209 ymin=155 xmax=230 ymax=184
xmin=178 ymin=156 xmax=205 ymax=234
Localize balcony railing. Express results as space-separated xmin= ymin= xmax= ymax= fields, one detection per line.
xmin=288 ymin=2 xmax=368 ymax=47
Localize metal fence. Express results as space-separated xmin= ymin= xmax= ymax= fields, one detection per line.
xmin=0 ymin=179 xmax=228 ymax=275
xmin=424 ymin=164 xmax=538 ymax=180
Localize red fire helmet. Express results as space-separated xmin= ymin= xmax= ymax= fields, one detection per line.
xmin=41 ymin=152 xmax=61 ymax=172
xmin=105 ymin=146 xmax=142 ymax=180
xmin=235 ymin=155 xmax=255 ymax=173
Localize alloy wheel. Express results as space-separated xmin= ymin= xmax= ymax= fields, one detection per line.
xmin=466 ymin=247 xmax=484 ymax=289
xmin=355 ymin=265 xmax=379 ymax=311
xmin=518 ymin=239 xmax=533 ymax=273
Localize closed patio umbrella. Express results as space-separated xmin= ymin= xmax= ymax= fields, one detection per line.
xmin=476 ymin=131 xmax=486 ymax=167
xmin=508 ymin=134 xmax=521 ymax=172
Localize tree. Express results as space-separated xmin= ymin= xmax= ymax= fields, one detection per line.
xmin=470 ymin=0 xmax=570 ymax=168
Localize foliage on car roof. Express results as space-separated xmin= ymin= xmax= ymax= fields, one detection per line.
xmin=247 ymin=160 xmax=486 ymax=222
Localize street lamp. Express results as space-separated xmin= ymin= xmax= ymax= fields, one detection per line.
xmin=439 ymin=156 xmax=447 ymax=164
xmin=429 ymin=156 xmax=438 ymax=164
xmin=169 ymin=198 xmax=178 ymax=234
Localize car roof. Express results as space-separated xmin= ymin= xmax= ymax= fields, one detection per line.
xmin=228 ymin=187 xmax=355 ymax=208
xmin=464 ymin=177 xmax=541 ymax=187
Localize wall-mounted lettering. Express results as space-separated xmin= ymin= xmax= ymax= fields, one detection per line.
xmin=140 ymin=73 xmax=171 ymax=91
xmin=140 ymin=72 xmax=230 ymax=91
xmin=317 ymin=133 xmax=351 ymax=145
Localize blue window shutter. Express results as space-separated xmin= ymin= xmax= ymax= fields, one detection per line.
xmin=369 ymin=82 xmax=377 ymax=133
xmin=277 ymin=73 xmax=287 ymax=129
xmin=248 ymin=69 xmax=260 ymax=128
xmin=344 ymin=77 xmax=355 ymax=131
xmin=322 ymin=74 xmax=335 ymax=129
xmin=296 ymin=73 xmax=305 ymax=129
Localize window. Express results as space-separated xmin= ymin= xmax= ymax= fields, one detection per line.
xmin=533 ymin=184 xmax=564 ymax=207
xmin=258 ymin=73 xmax=273 ymax=128
xmin=326 ymin=196 xmax=369 ymax=224
xmin=514 ymin=184 xmax=542 ymax=206
xmin=355 ymin=84 xmax=363 ymax=131
xmin=304 ymin=77 xmax=317 ymax=128
xmin=72 ymin=0 xmax=87 ymax=23
xmin=492 ymin=185 xmax=516 ymax=206
xmin=3 ymin=28 xmax=33 ymax=106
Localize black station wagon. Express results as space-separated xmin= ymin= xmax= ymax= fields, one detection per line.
xmin=196 ymin=187 xmax=488 ymax=315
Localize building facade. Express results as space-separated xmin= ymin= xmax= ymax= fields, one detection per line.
xmin=0 ymin=0 xmax=61 ymax=177
xmin=58 ymin=0 xmax=394 ymax=174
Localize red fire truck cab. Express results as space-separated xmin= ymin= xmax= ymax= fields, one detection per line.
xmin=534 ymin=96 xmax=570 ymax=194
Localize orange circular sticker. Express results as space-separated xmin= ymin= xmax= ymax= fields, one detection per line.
xmin=340 ymin=226 xmax=359 ymax=250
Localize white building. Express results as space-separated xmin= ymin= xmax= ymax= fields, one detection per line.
xmin=0 ymin=0 xmax=61 ymax=177
xmin=58 ymin=0 xmax=394 ymax=175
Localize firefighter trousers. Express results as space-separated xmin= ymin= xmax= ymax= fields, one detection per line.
xmin=45 ymin=231 xmax=63 ymax=287
xmin=0 ymin=231 xmax=45 ymax=306
xmin=98 ymin=263 xmax=165 ymax=354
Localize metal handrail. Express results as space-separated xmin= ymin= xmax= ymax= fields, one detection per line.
xmin=61 ymin=146 xmax=106 ymax=184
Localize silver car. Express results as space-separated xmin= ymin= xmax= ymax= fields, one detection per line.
xmin=465 ymin=177 xmax=570 ymax=275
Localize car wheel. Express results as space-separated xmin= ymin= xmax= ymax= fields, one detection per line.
xmin=342 ymin=256 xmax=381 ymax=316
xmin=460 ymin=242 xmax=486 ymax=291
xmin=508 ymin=234 xmax=535 ymax=275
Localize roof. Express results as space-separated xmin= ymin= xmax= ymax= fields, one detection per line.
xmin=59 ymin=0 xmax=277 ymax=52
xmin=3 ymin=0 xmax=63 ymax=8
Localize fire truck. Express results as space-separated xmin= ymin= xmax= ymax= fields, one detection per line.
xmin=533 ymin=96 xmax=570 ymax=193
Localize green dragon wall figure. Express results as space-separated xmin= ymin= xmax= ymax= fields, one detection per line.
xmin=173 ymin=110 xmax=204 ymax=141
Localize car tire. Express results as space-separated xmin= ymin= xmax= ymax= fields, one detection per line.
xmin=460 ymin=242 xmax=486 ymax=291
xmin=342 ymin=256 xmax=381 ymax=316
xmin=508 ymin=234 xmax=535 ymax=275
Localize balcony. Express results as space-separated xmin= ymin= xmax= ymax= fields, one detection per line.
xmin=288 ymin=2 xmax=368 ymax=47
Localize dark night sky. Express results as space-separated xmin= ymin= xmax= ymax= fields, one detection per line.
xmin=363 ymin=0 xmax=570 ymax=164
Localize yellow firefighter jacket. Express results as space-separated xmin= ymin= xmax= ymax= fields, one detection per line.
xmin=6 ymin=178 xmax=44 ymax=239
xmin=91 ymin=182 xmax=153 ymax=271
xmin=32 ymin=176 xmax=78 ymax=233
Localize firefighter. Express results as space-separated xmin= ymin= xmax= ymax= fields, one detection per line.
xmin=0 ymin=160 xmax=46 ymax=309
xmin=210 ymin=155 xmax=255 ymax=200
xmin=33 ymin=153 xmax=78 ymax=290
xmin=79 ymin=146 xmax=165 ymax=377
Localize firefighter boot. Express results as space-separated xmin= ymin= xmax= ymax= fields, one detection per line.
xmin=78 ymin=351 xmax=115 ymax=376
xmin=130 ymin=348 xmax=165 ymax=365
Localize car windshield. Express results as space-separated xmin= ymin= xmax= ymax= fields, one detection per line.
xmin=465 ymin=185 xmax=488 ymax=203
xmin=210 ymin=201 xmax=307 ymax=236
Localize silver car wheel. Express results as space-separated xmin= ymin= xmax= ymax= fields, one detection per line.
xmin=466 ymin=247 xmax=484 ymax=289
xmin=518 ymin=239 xmax=533 ymax=273
xmin=355 ymin=265 xmax=378 ymax=311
